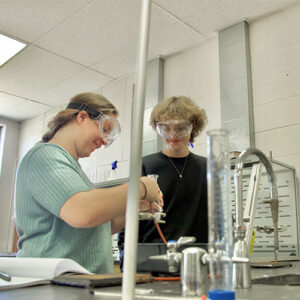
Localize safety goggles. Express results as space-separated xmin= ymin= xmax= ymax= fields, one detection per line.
xmin=67 ymin=103 xmax=121 ymax=148
xmin=156 ymin=120 xmax=192 ymax=139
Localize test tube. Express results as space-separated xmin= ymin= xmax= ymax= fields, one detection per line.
xmin=206 ymin=129 xmax=233 ymax=291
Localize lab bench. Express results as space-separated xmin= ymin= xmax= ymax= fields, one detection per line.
xmin=2 ymin=260 xmax=300 ymax=300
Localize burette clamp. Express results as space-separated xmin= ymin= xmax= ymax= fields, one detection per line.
xmin=138 ymin=211 xmax=166 ymax=223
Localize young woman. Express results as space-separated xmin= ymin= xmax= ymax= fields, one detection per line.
xmin=118 ymin=96 xmax=208 ymax=269
xmin=15 ymin=92 xmax=162 ymax=273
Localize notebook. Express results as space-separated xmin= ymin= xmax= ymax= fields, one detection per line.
xmin=0 ymin=257 xmax=90 ymax=290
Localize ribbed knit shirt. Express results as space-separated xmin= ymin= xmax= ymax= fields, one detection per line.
xmin=15 ymin=143 xmax=113 ymax=274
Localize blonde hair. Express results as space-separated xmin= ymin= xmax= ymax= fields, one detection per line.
xmin=41 ymin=92 xmax=118 ymax=143
xmin=150 ymin=96 xmax=207 ymax=143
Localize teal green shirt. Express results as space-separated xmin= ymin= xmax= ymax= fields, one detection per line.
xmin=15 ymin=143 xmax=113 ymax=273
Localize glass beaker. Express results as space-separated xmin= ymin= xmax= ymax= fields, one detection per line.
xmin=206 ymin=129 xmax=233 ymax=291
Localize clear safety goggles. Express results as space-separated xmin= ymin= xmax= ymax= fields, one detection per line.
xmin=156 ymin=120 xmax=192 ymax=139
xmin=96 ymin=113 xmax=121 ymax=148
xmin=67 ymin=102 xmax=121 ymax=148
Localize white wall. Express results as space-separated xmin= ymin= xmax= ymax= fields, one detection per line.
xmin=164 ymin=37 xmax=221 ymax=157
xmin=0 ymin=118 xmax=19 ymax=253
xmin=18 ymin=105 xmax=64 ymax=160
xmin=250 ymin=4 xmax=300 ymax=195
xmin=163 ymin=4 xmax=300 ymax=196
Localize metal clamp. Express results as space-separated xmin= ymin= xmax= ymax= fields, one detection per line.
xmin=256 ymin=225 xmax=287 ymax=234
xmin=138 ymin=211 xmax=166 ymax=223
xmin=149 ymin=236 xmax=196 ymax=273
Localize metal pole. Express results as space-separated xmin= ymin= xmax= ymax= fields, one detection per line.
xmin=122 ymin=0 xmax=152 ymax=299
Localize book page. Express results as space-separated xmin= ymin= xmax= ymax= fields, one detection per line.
xmin=0 ymin=257 xmax=90 ymax=291
xmin=0 ymin=257 xmax=90 ymax=279
xmin=0 ymin=277 xmax=49 ymax=291
xmin=54 ymin=258 xmax=91 ymax=276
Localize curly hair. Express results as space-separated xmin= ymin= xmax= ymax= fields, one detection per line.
xmin=150 ymin=96 xmax=207 ymax=143
xmin=41 ymin=92 xmax=118 ymax=143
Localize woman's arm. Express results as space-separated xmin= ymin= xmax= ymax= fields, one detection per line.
xmin=60 ymin=182 xmax=145 ymax=228
xmin=60 ymin=176 xmax=162 ymax=229
xmin=111 ymin=214 xmax=126 ymax=234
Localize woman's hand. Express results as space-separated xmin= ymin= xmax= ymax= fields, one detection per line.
xmin=139 ymin=176 xmax=163 ymax=212
xmin=139 ymin=190 xmax=163 ymax=212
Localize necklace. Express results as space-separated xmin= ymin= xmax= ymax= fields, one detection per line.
xmin=167 ymin=155 xmax=189 ymax=179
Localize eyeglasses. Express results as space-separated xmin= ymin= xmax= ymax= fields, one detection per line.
xmin=156 ymin=120 xmax=192 ymax=139
xmin=67 ymin=102 xmax=121 ymax=148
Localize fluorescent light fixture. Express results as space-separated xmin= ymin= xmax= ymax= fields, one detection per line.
xmin=0 ymin=33 xmax=27 ymax=67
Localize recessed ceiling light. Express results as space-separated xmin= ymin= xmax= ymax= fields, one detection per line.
xmin=0 ymin=33 xmax=27 ymax=67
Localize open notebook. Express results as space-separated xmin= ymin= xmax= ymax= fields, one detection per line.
xmin=0 ymin=257 xmax=90 ymax=290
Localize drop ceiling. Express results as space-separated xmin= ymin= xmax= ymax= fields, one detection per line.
xmin=0 ymin=0 xmax=299 ymax=122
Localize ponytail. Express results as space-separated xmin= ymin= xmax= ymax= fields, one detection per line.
xmin=41 ymin=110 xmax=77 ymax=143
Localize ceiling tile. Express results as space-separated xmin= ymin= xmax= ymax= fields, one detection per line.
xmin=153 ymin=0 xmax=214 ymax=20
xmin=1 ymin=99 xmax=50 ymax=122
xmin=1 ymin=0 xmax=300 ymax=122
xmin=149 ymin=22 xmax=207 ymax=59
xmin=93 ymin=16 xmax=207 ymax=77
xmin=0 ymin=0 xmax=92 ymax=43
xmin=34 ymin=0 xmax=180 ymax=67
xmin=92 ymin=46 xmax=137 ymax=78
xmin=183 ymin=0 xmax=300 ymax=38
xmin=149 ymin=3 xmax=179 ymax=36
xmin=0 ymin=92 xmax=24 ymax=113
xmin=34 ymin=68 xmax=113 ymax=106
xmin=0 ymin=45 xmax=82 ymax=99
xmin=34 ymin=0 xmax=141 ymax=66
xmin=91 ymin=2 xmax=182 ymax=77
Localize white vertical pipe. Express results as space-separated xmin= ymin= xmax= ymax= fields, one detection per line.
xmin=6 ymin=157 xmax=18 ymax=252
xmin=122 ymin=0 xmax=152 ymax=299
